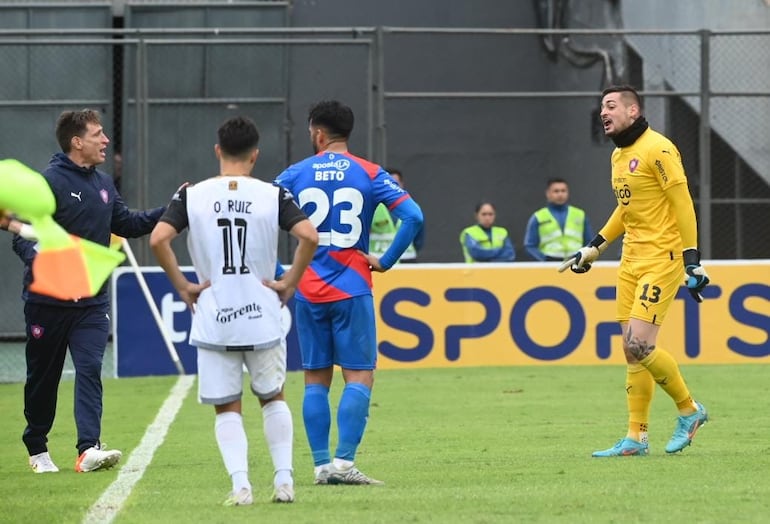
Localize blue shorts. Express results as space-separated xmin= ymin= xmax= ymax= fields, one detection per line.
xmin=295 ymin=295 xmax=377 ymax=370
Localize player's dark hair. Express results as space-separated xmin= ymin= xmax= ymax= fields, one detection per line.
xmin=56 ymin=109 xmax=102 ymax=153
xmin=218 ymin=116 xmax=260 ymax=159
xmin=547 ymin=177 xmax=567 ymax=188
xmin=601 ymin=85 xmax=643 ymax=111
xmin=386 ymin=167 xmax=402 ymax=179
xmin=308 ymin=100 xmax=354 ymax=139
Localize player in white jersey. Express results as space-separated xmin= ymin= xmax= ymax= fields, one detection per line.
xmin=150 ymin=116 xmax=318 ymax=506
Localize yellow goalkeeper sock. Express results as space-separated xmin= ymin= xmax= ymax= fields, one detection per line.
xmin=640 ymin=347 xmax=698 ymax=415
xmin=626 ymin=363 xmax=654 ymax=443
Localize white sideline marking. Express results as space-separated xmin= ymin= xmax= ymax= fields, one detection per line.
xmin=82 ymin=375 xmax=195 ymax=524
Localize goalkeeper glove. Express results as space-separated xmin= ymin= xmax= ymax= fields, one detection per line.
xmin=683 ymin=248 xmax=709 ymax=303
xmin=558 ymin=234 xmax=608 ymax=274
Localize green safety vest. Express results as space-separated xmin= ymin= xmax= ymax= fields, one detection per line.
xmin=535 ymin=206 xmax=585 ymax=259
xmin=369 ymin=204 xmax=417 ymax=260
xmin=369 ymin=204 xmax=396 ymax=258
xmin=395 ymin=218 xmax=417 ymax=260
xmin=460 ymin=224 xmax=509 ymax=263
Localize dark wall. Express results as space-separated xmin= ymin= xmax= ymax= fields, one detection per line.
xmin=0 ymin=4 xmax=115 ymax=335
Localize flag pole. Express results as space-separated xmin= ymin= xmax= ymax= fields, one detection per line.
xmin=120 ymin=237 xmax=186 ymax=375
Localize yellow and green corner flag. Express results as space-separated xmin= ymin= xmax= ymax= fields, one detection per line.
xmin=0 ymin=158 xmax=126 ymax=300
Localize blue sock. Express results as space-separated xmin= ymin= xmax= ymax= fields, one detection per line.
xmin=335 ymin=382 xmax=371 ymax=461
xmin=303 ymin=383 xmax=331 ymax=466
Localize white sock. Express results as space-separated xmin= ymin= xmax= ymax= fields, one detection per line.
xmin=332 ymin=457 xmax=354 ymax=471
xmin=215 ymin=411 xmax=250 ymax=492
xmin=263 ymin=400 xmax=293 ymax=487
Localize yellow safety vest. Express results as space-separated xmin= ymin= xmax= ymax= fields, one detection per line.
xmin=395 ymin=218 xmax=417 ymax=260
xmin=460 ymin=224 xmax=509 ymax=263
xmin=535 ymin=206 xmax=585 ymax=259
xmin=370 ymin=204 xmax=417 ymax=260
xmin=369 ymin=204 xmax=396 ymax=258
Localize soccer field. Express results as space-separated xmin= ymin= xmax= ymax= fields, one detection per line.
xmin=1 ymin=364 xmax=768 ymax=523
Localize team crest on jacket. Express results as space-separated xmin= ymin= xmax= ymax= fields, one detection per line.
xmin=31 ymin=325 xmax=44 ymax=339
xmin=100 ymin=189 xmax=109 ymax=203
xmin=629 ymin=158 xmax=639 ymax=173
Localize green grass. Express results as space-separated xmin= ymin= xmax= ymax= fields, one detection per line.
xmin=1 ymin=365 xmax=769 ymax=523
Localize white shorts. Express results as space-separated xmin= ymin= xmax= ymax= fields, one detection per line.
xmin=197 ymin=341 xmax=287 ymax=405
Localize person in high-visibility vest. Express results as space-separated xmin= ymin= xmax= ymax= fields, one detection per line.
xmin=368 ymin=168 xmax=423 ymax=262
xmin=389 ymin=169 xmax=423 ymax=262
xmin=459 ymin=201 xmax=515 ymax=263
xmin=368 ymin=202 xmax=397 ymax=259
xmin=523 ymin=177 xmax=593 ymax=261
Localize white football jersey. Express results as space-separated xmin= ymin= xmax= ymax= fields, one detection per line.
xmin=185 ymin=177 xmax=282 ymax=350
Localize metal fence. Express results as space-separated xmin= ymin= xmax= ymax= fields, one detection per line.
xmin=1 ymin=26 xmax=769 ymax=347
xmin=375 ymin=28 xmax=770 ymax=261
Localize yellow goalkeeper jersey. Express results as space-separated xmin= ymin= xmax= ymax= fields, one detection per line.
xmin=609 ymin=127 xmax=693 ymax=261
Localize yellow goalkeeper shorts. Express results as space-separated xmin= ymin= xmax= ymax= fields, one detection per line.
xmin=615 ymin=256 xmax=685 ymax=325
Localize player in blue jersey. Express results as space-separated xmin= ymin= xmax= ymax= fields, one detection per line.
xmin=274 ymin=100 xmax=423 ymax=485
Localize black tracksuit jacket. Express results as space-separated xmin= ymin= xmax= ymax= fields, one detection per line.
xmin=12 ymin=152 xmax=165 ymax=307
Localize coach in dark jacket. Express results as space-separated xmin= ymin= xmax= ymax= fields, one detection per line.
xmin=12 ymin=109 xmax=165 ymax=474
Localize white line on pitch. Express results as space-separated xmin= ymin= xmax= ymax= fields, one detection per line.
xmin=82 ymin=375 xmax=195 ymax=524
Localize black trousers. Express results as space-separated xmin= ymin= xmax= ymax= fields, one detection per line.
xmin=22 ymin=302 xmax=109 ymax=456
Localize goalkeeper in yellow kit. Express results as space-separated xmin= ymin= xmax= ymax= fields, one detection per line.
xmin=559 ymin=85 xmax=710 ymax=457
